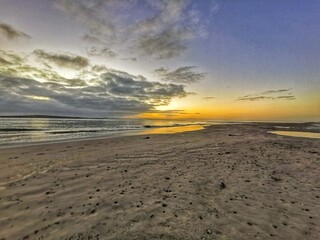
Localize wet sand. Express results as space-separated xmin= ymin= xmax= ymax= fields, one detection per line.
xmin=0 ymin=123 xmax=319 ymax=240
xmin=270 ymin=131 xmax=320 ymax=139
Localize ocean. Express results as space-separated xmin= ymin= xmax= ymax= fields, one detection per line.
xmin=0 ymin=117 xmax=208 ymax=147
xmin=2 ymin=118 xmax=319 ymax=147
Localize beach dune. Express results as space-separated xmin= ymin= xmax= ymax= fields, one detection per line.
xmin=0 ymin=123 xmax=319 ymax=240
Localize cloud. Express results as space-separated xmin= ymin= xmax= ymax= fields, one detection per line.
xmin=56 ymin=0 xmax=209 ymax=59
xmin=56 ymin=0 xmax=130 ymax=42
xmin=0 ymin=57 xmax=12 ymax=66
xmin=136 ymin=28 xmax=191 ymax=59
xmin=132 ymin=0 xmax=197 ymax=59
xmin=82 ymin=33 xmax=107 ymax=45
xmin=86 ymin=47 xmax=117 ymax=58
xmin=0 ymin=51 xmax=190 ymax=117
xmin=0 ymin=73 xmax=188 ymax=116
xmin=277 ymin=95 xmax=296 ymax=100
xmin=261 ymin=89 xmax=292 ymax=95
xmin=141 ymin=109 xmax=188 ymax=118
xmin=33 ymin=49 xmax=89 ymax=70
xmin=122 ymin=57 xmax=137 ymax=62
xmin=0 ymin=50 xmax=91 ymax=86
xmin=103 ymin=70 xmax=189 ymax=106
xmin=237 ymin=89 xmax=296 ymax=101
xmin=0 ymin=22 xmax=30 ymax=39
xmin=237 ymin=96 xmax=273 ymax=101
xmin=154 ymin=66 xmax=205 ymax=84
xmin=203 ymin=96 xmax=215 ymax=101
xmin=0 ymin=50 xmax=26 ymax=65
xmin=210 ymin=0 xmax=220 ymax=14
xmin=145 ymin=109 xmax=186 ymax=114
xmin=91 ymin=64 xmax=109 ymax=73
xmin=0 ymin=50 xmax=31 ymax=77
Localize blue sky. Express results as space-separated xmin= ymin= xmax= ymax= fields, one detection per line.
xmin=0 ymin=0 xmax=319 ymax=120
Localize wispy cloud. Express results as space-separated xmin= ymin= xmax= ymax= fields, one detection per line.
xmin=33 ymin=49 xmax=89 ymax=70
xmin=277 ymin=95 xmax=296 ymax=100
xmin=154 ymin=66 xmax=205 ymax=84
xmin=82 ymin=33 xmax=107 ymax=45
xmin=122 ymin=57 xmax=137 ymax=62
xmin=132 ymin=0 xmax=198 ymax=59
xmin=237 ymin=89 xmax=296 ymax=101
xmin=203 ymin=96 xmax=215 ymax=101
xmin=56 ymin=0 xmax=209 ymax=59
xmin=136 ymin=28 xmax=190 ymax=59
xmin=86 ymin=47 xmax=117 ymax=58
xmin=237 ymin=96 xmax=273 ymax=101
xmin=56 ymin=0 xmax=124 ymax=42
xmin=261 ymin=88 xmax=292 ymax=95
xmin=0 ymin=22 xmax=30 ymax=40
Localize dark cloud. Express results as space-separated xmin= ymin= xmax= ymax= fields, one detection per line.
xmin=91 ymin=65 xmax=109 ymax=73
xmin=237 ymin=89 xmax=296 ymax=101
xmin=33 ymin=49 xmax=89 ymax=70
xmin=0 ymin=57 xmax=12 ymax=66
xmin=154 ymin=66 xmax=205 ymax=84
xmin=122 ymin=57 xmax=137 ymax=62
xmin=277 ymin=95 xmax=296 ymax=100
xmin=103 ymin=70 xmax=188 ymax=106
xmin=0 ymin=22 xmax=30 ymax=39
xmin=0 ymin=56 xmax=190 ymax=117
xmin=145 ymin=109 xmax=186 ymax=114
xmin=86 ymin=47 xmax=117 ymax=58
xmin=203 ymin=97 xmax=215 ymax=101
xmin=237 ymin=96 xmax=273 ymax=101
xmin=261 ymin=89 xmax=292 ymax=95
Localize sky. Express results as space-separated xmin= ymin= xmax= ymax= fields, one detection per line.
xmin=0 ymin=0 xmax=319 ymax=121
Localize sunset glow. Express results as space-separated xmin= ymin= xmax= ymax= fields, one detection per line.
xmin=0 ymin=0 xmax=319 ymax=121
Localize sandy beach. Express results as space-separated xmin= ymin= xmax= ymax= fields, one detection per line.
xmin=0 ymin=123 xmax=319 ymax=240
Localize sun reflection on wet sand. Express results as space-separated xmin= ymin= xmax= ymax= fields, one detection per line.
xmin=140 ymin=125 xmax=204 ymax=135
xmin=270 ymin=131 xmax=320 ymax=139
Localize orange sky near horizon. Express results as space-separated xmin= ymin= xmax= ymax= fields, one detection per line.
xmin=134 ymin=91 xmax=320 ymax=121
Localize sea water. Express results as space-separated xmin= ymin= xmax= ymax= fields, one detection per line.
xmin=0 ymin=117 xmax=207 ymax=147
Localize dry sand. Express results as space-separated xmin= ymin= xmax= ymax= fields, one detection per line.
xmin=0 ymin=123 xmax=319 ymax=240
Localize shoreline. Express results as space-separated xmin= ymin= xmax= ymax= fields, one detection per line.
xmin=0 ymin=124 xmax=205 ymax=150
xmin=1 ymin=121 xmax=319 ymax=150
xmin=0 ymin=123 xmax=319 ymax=239
xmin=269 ymin=130 xmax=320 ymax=139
